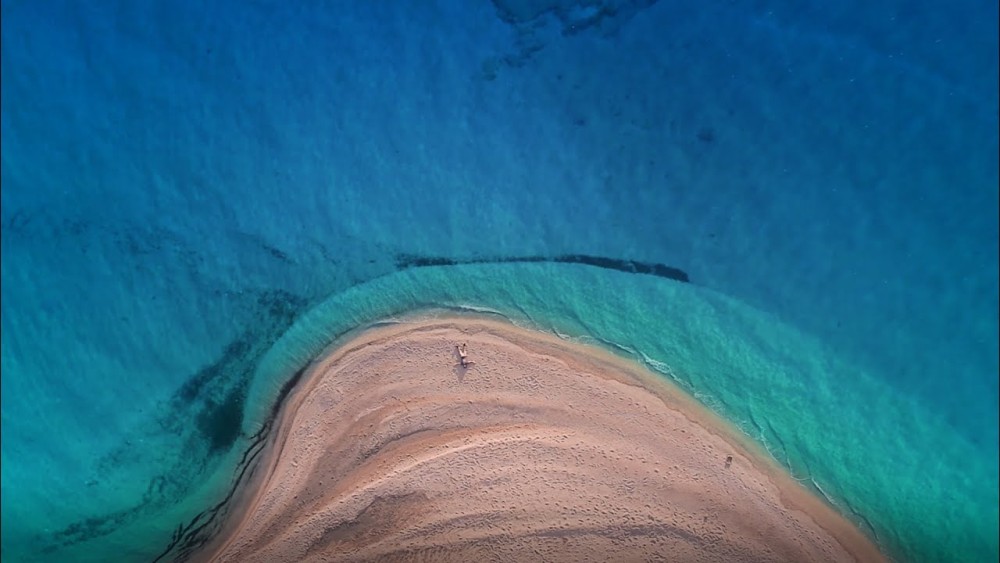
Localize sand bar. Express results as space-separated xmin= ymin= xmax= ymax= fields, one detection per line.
xmin=198 ymin=316 xmax=885 ymax=562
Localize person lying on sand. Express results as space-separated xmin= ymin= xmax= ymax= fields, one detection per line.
xmin=457 ymin=343 xmax=475 ymax=368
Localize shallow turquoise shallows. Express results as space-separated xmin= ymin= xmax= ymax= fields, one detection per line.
xmin=1 ymin=1 xmax=996 ymax=562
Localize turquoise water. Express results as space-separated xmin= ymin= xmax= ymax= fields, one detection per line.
xmin=1 ymin=1 xmax=996 ymax=561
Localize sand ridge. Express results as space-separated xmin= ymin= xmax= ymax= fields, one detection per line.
xmin=197 ymin=316 xmax=885 ymax=562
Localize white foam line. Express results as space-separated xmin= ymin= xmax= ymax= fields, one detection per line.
xmin=810 ymin=479 xmax=842 ymax=510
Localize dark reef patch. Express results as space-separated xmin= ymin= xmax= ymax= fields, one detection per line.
xmin=197 ymin=385 xmax=247 ymax=454
xmin=483 ymin=0 xmax=661 ymax=75
xmin=394 ymin=253 xmax=690 ymax=283
xmin=179 ymin=339 xmax=251 ymax=403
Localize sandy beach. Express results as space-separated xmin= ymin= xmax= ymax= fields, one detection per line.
xmin=197 ymin=316 xmax=884 ymax=563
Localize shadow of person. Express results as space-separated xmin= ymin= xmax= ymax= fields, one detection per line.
xmin=453 ymin=360 xmax=476 ymax=382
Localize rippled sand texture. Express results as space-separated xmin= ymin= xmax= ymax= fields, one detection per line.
xmin=202 ymin=318 xmax=883 ymax=562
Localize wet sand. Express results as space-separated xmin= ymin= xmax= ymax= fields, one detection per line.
xmin=198 ymin=317 xmax=884 ymax=562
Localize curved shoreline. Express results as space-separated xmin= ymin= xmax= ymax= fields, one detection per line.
xmin=196 ymin=315 xmax=885 ymax=562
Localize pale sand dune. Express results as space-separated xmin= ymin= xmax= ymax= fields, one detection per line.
xmin=199 ymin=317 xmax=884 ymax=563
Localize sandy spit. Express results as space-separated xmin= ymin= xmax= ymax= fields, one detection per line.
xmin=196 ymin=316 xmax=885 ymax=563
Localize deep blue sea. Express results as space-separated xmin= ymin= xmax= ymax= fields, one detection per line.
xmin=1 ymin=1 xmax=997 ymax=561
